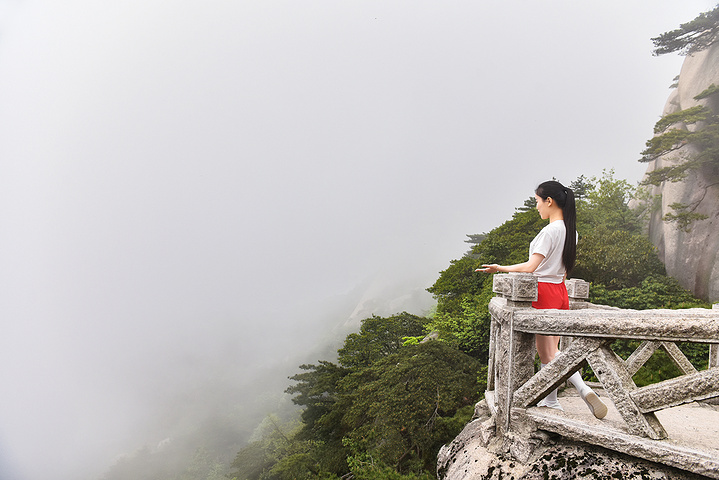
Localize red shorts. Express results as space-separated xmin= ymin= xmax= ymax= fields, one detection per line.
xmin=532 ymin=282 xmax=569 ymax=310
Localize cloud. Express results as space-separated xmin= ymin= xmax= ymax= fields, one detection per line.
xmin=0 ymin=1 xmax=715 ymax=478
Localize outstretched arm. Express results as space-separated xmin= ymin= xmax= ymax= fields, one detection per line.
xmin=475 ymin=253 xmax=545 ymax=274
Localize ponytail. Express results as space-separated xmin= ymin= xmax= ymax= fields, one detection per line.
xmin=562 ymin=188 xmax=576 ymax=273
xmin=536 ymin=181 xmax=576 ymax=274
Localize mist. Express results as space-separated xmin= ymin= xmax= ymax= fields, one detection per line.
xmin=0 ymin=1 xmax=715 ymax=479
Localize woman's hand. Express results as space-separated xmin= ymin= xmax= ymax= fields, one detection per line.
xmin=475 ymin=264 xmax=500 ymax=273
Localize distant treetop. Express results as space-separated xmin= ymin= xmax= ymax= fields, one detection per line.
xmin=652 ymin=5 xmax=719 ymax=56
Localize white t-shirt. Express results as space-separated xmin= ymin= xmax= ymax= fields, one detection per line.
xmin=529 ymin=220 xmax=570 ymax=284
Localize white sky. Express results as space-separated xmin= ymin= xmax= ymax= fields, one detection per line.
xmin=0 ymin=1 xmax=716 ymax=479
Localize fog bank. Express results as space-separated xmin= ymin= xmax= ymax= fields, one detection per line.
xmin=0 ymin=1 xmax=714 ymax=478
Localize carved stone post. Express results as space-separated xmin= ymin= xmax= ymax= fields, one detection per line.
xmin=562 ymin=278 xmax=590 ymax=352
xmin=493 ymin=272 xmax=538 ymax=308
xmin=566 ymin=278 xmax=590 ymax=306
xmin=491 ymin=273 xmax=537 ymax=438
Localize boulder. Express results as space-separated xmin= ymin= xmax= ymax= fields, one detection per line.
xmin=640 ymin=42 xmax=719 ymax=302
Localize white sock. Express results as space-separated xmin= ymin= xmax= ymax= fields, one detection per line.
xmin=540 ymin=362 xmax=559 ymax=403
xmin=567 ymin=371 xmax=592 ymax=397
xmin=556 ymin=351 xmax=592 ymax=397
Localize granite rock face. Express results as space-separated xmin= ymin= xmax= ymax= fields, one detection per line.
xmin=437 ymin=401 xmax=705 ymax=480
xmin=640 ymin=42 xmax=719 ymax=302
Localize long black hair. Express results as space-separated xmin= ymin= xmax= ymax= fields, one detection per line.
xmin=535 ymin=180 xmax=576 ymax=274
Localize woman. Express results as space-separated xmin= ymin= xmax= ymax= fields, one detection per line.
xmin=475 ymin=180 xmax=607 ymax=419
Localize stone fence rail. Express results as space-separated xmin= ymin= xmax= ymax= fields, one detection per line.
xmin=481 ymin=273 xmax=719 ymax=478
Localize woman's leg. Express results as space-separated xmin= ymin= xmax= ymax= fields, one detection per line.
xmin=535 ymin=334 xmax=560 ymax=364
xmin=535 ymin=334 xmax=562 ymax=409
xmin=532 ymin=284 xmax=564 ymax=410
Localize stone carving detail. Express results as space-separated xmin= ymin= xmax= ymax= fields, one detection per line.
xmin=492 ymin=273 xmax=538 ymax=303
xmin=492 ymin=274 xmax=512 ymax=297
xmin=566 ymin=278 xmax=589 ymax=300
xmin=512 ymin=274 xmax=538 ymax=302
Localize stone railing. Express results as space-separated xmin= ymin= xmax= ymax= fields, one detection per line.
xmin=484 ymin=273 xmax=719 ymax=477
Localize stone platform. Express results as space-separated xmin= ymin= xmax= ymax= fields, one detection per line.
xmin=526 ymin=387 xmax=719 ymax=478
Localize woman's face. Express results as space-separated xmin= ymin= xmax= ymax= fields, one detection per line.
xmin=535 ymin=194 xmax=551 ymax=220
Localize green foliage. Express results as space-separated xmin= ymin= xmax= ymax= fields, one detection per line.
xmin=638 ymin=84 xmax=719 ymax=230
xmin=426 ymin=256 xmax=484 ymax=316
xmin=264 ymin=441 xmax=328 ymax=480
xmin=230 ymin=417 xmax=334 ymax=480
xmin=427 ymin=207 xmax=545 ymax=316
xmin=103 ymin=444 xmax=233 ymax=480
xmin=426 ymin=281 xmax=494 ymax=361
xmin=608 ymin=339 xmax=709 ymax=387
xmin=652 ymin=105 xmax=710 ymax=134
xmin=641 ymin=85 xmax=719 ymax=165
xmin=569 ymin=175 xmax=591 ymax=200
xmin=234 ymin=314 xmax=480 ymax=480
xmin=640 ymin=103 xmax=719 ymax=172
xmin=571 ymin=172 xmax=667 ymax=289
xmin=662 ymin=202 xmax=710 ymax=231
xmin=343 ymin=437 xmax=435 ymax=480
xmin=338 ymin=312 xmax=428 ymax=369
xmin=232 ymin=441 xmax=276 ymax=480
xmin=639 ymin=84 xmax=719 ymax=231
xmin=179 ymin=448 xmax=232 ymax=480
xmin=694 ymin=83 xmax=719 ymax=99
xmin=464 ymin=233 xmax=486 ymax=257
xmin=670 ymin=75 xmax=680 ymax=89
xmin=402 ymin=336 xmax=422 ymax=346
xmin=573 ymin=226 xmax=666 ymax=290
xmin=651 ymin=5 xmax=719 ymax=56
xmin=632 ymin=350 xmax=685 ymax=387
xmin=516 ymin=196 xmax=538 ymax=212
xmin=285 ymin=360 xmax=348 ymax=447
xmin=426 ymin=206 xmax=546 ymax=360
xmin=340 ymin=342 xmax=480 ymax=474
xmin=576 ymin=170 xmax=641 ymax=234
xmin=589 ymin=275 xmax=708 ymax=310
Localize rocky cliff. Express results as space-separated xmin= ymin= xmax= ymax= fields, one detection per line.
xmin=640 ymin=42 xmax=719 ymax=302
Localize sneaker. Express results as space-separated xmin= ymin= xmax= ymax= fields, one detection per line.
xmin=536 ymin=398 xmax=564 ymax=411
xmin=581 ymin=390 xmax=607 ymax=419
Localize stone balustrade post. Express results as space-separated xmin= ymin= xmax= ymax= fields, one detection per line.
xmin=490 ymin=273 xmax=537 ymax=438
xmin=492 ymin=272 xmax=538 ymax=307
xmin=562 ymin=278 xmax=590 ymax=351
xmin=566 ymin=278 xmax=590 ymax=305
